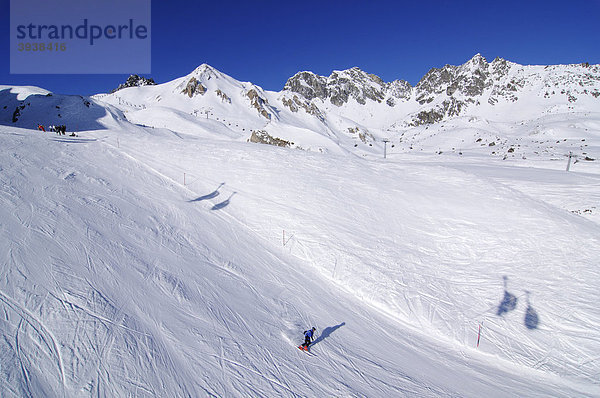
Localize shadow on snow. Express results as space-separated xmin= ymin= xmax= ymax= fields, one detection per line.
xmin=497 ymin=275 xmax=518 ymax=316
xmin=211 ymin=192 xmax=237 ymax=211
xmin=496 ymin=276 xmax=540 ymax=330
xmin=312 ymin=322 xmax=345 ymax=347
xmin=524 ymin=290 xmax=540 ymax=330
xmin=188 ymin=183 xmax=225 ymax=202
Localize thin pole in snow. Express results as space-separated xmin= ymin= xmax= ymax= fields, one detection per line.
xmin=477 ymin=322 xmax=483 ymax=348
xmin=184 ymin=172 xmax=186 ymax=186
xmin=382 ymin=139 xmax=389 ymax=159
xmin=566 ymin=152 xmax=574 ymax=171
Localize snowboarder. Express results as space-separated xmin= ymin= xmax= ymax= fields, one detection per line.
xmin=299 ymin=327 xmax=316 ymax=351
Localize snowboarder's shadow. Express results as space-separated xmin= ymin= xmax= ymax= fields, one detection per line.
xmin=312 ymin=322 xmax=345 ymax=347
xmin=497 ymin=276 xmax=518 ymax=316
xmin=189 ymin=183 xmax=225 ymax=202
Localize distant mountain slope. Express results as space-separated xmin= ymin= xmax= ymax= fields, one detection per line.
xmin=89 ymin=54 xmax=600 ymax=156
xmin=2 ymin=55 xmax=599 ymax=157
xmin=0 ymin=85 xmax=125 ymax=132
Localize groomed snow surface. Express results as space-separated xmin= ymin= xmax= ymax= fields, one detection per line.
xmin=1 ymin=119 xmax=599 ymax=397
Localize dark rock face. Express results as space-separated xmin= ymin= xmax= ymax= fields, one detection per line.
xmin=347 ymin=126 xmax=374 ymax=143
xmin=284 ymin=72 xmax=328 ymax=100
xmin=182 ymin=77 xmax=206 ymax=98
xmin=281 ymin=95 xmax=325 ymax=122
xmin=284 ymin=67 xmax=412 ymax=107
xmin=416 ymin=65 xmax=458 ymax=104
xmin=328 ymin=68 xmax=386 ymax=106
xmin=215 ymin=89 xmax=231 ymax=103
xmin=246 ymin=89 xmax=271 ymax=119
xmin=415 ymin=54 xmax=491 ymax=103
xmin=410 ymin=54 xmax=499 ymax=125
xmin=111 ymin=75 xmax=156 ymax=93
xmin=12 ymin=103 xmax=25 ymax=122
xmin=409 ymin=97 xmax=475 ymax=126
xmin=387 ymin=80 xmax=412 ymax=103
xmin=248 ymin=130 xmax=291 ymax=147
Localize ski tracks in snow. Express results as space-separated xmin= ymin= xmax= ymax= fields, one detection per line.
xmin=0 ymin=289 xmax=66 ymax=396
xmin=2 ymin=129 xmax=598 ymax=396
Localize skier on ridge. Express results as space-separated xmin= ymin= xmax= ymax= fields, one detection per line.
xmin=299 ymin=327 xmax=316 ymax=351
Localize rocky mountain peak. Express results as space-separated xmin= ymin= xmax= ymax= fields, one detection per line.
xmin=415 ymin=54 xmax=498 ymax=103
xmin=462 ymin=53 xmax=488 ymax=72
xmin=330 ymin=67 xmax=385 ymax=86
xmin=407 ymin=54 xmax=600 ymax=126
xmin=192 ymin=63 xmax=216 ymax=74
xmin=176 ymin=64 xmax=227 ymax=98
xmin=386 ymin=79 xmax=413 ymax=105
xmin=111 ymin=74 xmax=156 ymax=93
xmin=327 ymin=67 xmax=388 ymax=106
xmin=285 ymin=67 xmax=412 ymax=107
xmin=284 ymin=71 xmax=328 ymax=101
xmin=415 ymin=64 xmax=457 ymax=103
xmin=189 ymin=64 xmax=223 ymax=82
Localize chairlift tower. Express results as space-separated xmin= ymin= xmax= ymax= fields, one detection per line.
xmin=566 ymin=151 xmax=577 ymax=171
xmin=382 ymin=139 xmax=390 ymax=159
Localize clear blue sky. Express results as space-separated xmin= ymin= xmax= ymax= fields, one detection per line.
xmin=2 ymin=0 xmax=599 ymax=95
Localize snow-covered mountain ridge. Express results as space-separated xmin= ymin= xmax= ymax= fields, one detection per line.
xmin=3 ymin=54 xmax=599 ymax=158
xmin=283 ymin=54 xmax=600 ymax=126
xmin=91 ymin=54 xmax=599 ymax=156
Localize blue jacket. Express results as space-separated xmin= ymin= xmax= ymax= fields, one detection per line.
xmin=304 ymin=329 xmax=314 ymax=339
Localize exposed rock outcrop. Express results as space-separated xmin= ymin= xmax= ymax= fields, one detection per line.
xmin=12 ymin=103 xmax=25 ymax=123
xmin=284 ymin=72 xmax=328 ymax=100
xmin=281 ymin=95 xmax=325 ymax=122
xmin=216 ymin=89 xmax=231 ymax=103
xmin=248 ymin=130 xmax=291 ymax=147
xmin=284 ymin=68 xmax=413 ymax=107
xmin=246 ymin=89 xmax=271 ymax=119
xmin=182 ymin=77 xmax=206 ymax=98
xmin=347 ymin=126 xmax=374 ymax=144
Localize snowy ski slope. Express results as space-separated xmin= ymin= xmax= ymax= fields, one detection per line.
xmin=0 ymin=121 xmax=599 ymax=396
